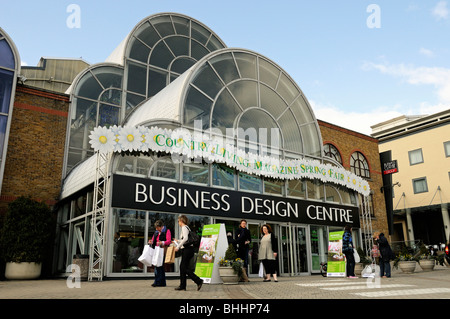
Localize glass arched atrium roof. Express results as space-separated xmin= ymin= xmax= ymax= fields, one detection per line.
xmin=125 ymin=49 xmax=323 ymax=158
xmin=65 ymin=13 xmax=226 ymax=175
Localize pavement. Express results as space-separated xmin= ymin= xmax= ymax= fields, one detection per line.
xmin=1 ymin=264 xmax=449 ymax=316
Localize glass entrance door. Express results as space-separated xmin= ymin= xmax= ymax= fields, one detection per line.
xmin=310 ymin=225 xmax=328 ymax=273
xmin=280 ymin=224 xmax=309 ymax=275
xmin=248 ymin=222 xmax=262 ymax=276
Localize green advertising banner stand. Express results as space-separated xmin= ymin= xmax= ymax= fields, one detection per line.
xmin=327 ymin=230 xmax=346 ymax=277
xmin=194 ymin=224 xmax=228 ymax=284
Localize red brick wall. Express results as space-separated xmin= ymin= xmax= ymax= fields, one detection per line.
xmin=0 ymin=85 xmax=69 ymax=215
xmin=318 ymin=120 xmax=388 ymax=235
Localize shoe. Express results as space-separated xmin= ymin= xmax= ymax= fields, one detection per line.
xmin=263 ymin=279 xmax=271 ymax=282
xmin=174 ymin=286 xmax=186 ymax=291
xmin=197 ymin=279 xmax=203 ymax=291
xmin=274 ymin=280 xmax=278 ymax=282
xmin=348 ymin=276 xmax=358 ymax=279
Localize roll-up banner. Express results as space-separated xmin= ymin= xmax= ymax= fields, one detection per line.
xmin=327 ymin=230 xmax=346 ymax=277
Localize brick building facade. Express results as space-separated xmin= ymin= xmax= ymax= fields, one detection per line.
xmin=0 ymin=84 xmax=69 ymax=216
xmin=318 ymin=119 xmax=388 ymax=237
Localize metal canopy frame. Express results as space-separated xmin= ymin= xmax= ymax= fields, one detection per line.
xmin=88 ymin=152 xmax=111 ymax=281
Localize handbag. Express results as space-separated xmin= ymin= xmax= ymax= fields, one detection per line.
xmin=138 ymin=245 xmax=154 ymax=267
xmin=165 ymin=245 xmax=176 ymax=264
xmin=152 ymin=246 xmax=164 ymax=267
xmin=185 ymin=226 xmax=200 ymax=251
xmin=353 ymin=248 xmax=360 ymax=263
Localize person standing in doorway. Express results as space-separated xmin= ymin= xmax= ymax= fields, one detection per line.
xmin=173 ymin=215 xmax=203 ymax=291
xmin=148 ymin=220 xmax=171 ymax=287
xmin=235 ymin=219 xmax=251 ymax=282
xmin=343 ymin=225 xmax=357 ymax=278
xmin=258 ymin=224 xmax=278 ymax=282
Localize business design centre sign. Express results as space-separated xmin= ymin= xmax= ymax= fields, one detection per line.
xmin=111 ymin=174 xmax=360 ymax=228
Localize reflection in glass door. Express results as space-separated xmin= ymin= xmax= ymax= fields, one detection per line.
xmin=248 ymin=222 xmax=261 ymax=276
xmin=294 ymin=226 xmax=308 ymax=274
xmin=281 ymin=225 xmax=309 ymax=275
xmin=310 ymin=225 xmax=328 ymax=273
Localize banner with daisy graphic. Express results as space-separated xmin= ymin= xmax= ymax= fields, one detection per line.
xmin=89 ymin=125 xmax=371 ymax=196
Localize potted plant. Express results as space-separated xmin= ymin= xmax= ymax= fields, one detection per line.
xmin=217 ymin=244 xmax=243 ymax=284
xmin=0 ymin=196 xmax=55 ymax=280
xmin=393 ymin=248 xmax=418 ymax=273
xmin=416 ymin=243 xmax=435 ymax=271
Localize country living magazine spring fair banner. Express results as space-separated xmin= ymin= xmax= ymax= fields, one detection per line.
xmin=89 ymin=125 xmax=371 ymax=197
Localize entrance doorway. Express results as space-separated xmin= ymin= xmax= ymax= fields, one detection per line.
xmin=280 ymin=225 xmax=309 ymax=275
xmin=215 ymin=218 xmax=311 ymax=276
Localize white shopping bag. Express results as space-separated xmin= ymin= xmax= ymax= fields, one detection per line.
xmin=258 ymin=262 xmax=265 ymax=278
xmin=353 ymin=248 xmax=360 ymax=263
xmin=362 ymin=264 xmax=380 ymax=278
xmin=138 ymin=245 xmax=154 ymax=267
xmin=152 ymin=246 xmax=164 ymax=267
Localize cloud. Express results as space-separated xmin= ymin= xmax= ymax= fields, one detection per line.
xmin=312 ymin=60 xmax=450 ymax=135
xmin=419 ymin=47 xmax=434 ymax=57
xmin=432 ymin=1 xmax=449 ymax=20
xmin=362 ymin=61 xmax=450 ymax=103
xmin=310 ymin=100 xmax=404 ymax=135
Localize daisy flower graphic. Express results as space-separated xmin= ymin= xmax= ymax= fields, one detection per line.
xmin=110 ymin=125 xmax=122 ymax=152
xmin=89 ymin=126 xmax=116 ymax=153
xmin=138 ymin=126 xmax=151 ymax=152
xmin=118 ymin=126 xmax=142 ymax=151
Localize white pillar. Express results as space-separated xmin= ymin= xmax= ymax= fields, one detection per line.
xmin=405 ymin=208 xmax=415 ymax=244
xmin=441 ymin=204 xmax=450 ymax=242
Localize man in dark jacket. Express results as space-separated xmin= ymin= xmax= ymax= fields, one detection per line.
xmin=375 ymin=232 xmax=393 ymax=278
xmin=234 ymin=220 xmax=251 ymax=282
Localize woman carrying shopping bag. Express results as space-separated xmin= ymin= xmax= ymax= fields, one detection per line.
xmin=148 ymin=220 xmax=171 ymax=287
xmin=172 ymin=215 xmax=203 ymax=291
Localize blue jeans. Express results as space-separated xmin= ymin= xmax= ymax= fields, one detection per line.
xmin=380 ymin=258 xmax=391 ymax=277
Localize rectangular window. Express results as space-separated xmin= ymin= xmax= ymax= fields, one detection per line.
xmin=408 ymin=149 xmax=424 ymax=165
xmin=412 ymin=177 xmax=428 ymax=194
xmin=444 ymin=141 xmax=450 ymax=157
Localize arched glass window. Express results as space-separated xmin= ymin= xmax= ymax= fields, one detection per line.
xmin=350 ymin=151 xmax=370 ymax=179
xmin=183 ymin=50 xmax=322 ymax=158
xmin=125 ymin=13 xmax=226 ymax=115
xmin=66 ymin=13 xmax=226 ymax=174
xmin=0 ymin=28 xmax=19 ymax=194
xmin=324 ymin=143 xmax=342 ymax=165
xmin=67 ymin=65 xmax=124 ymax=171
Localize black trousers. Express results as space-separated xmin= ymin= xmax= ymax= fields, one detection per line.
xmin=261 ymin=259 xmax=277 ymax=275
xmin=344 ymin=251 xmax=356 ymax=277
xmin=179 ymin=246 xmax=202 ymax=289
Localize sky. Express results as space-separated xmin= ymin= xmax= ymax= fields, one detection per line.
xmin=1 ymin=0 xmax=450 ymax=135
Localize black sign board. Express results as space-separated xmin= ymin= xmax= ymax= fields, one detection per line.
xmin=111 ymin=174 xmax=360 ymax=228
xmin=383 ymin=160 xmax=398 ymax=175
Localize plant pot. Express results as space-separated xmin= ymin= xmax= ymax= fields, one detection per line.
xmin=5 ymin=262 xmax=42 ymax=280
xmin=419 ymin=259 xmax=435 ymax=271
xmin=398 ymin=261 xmax=416 ymax=273
xmin=218 ymin=266 xmax=239 ymax=285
